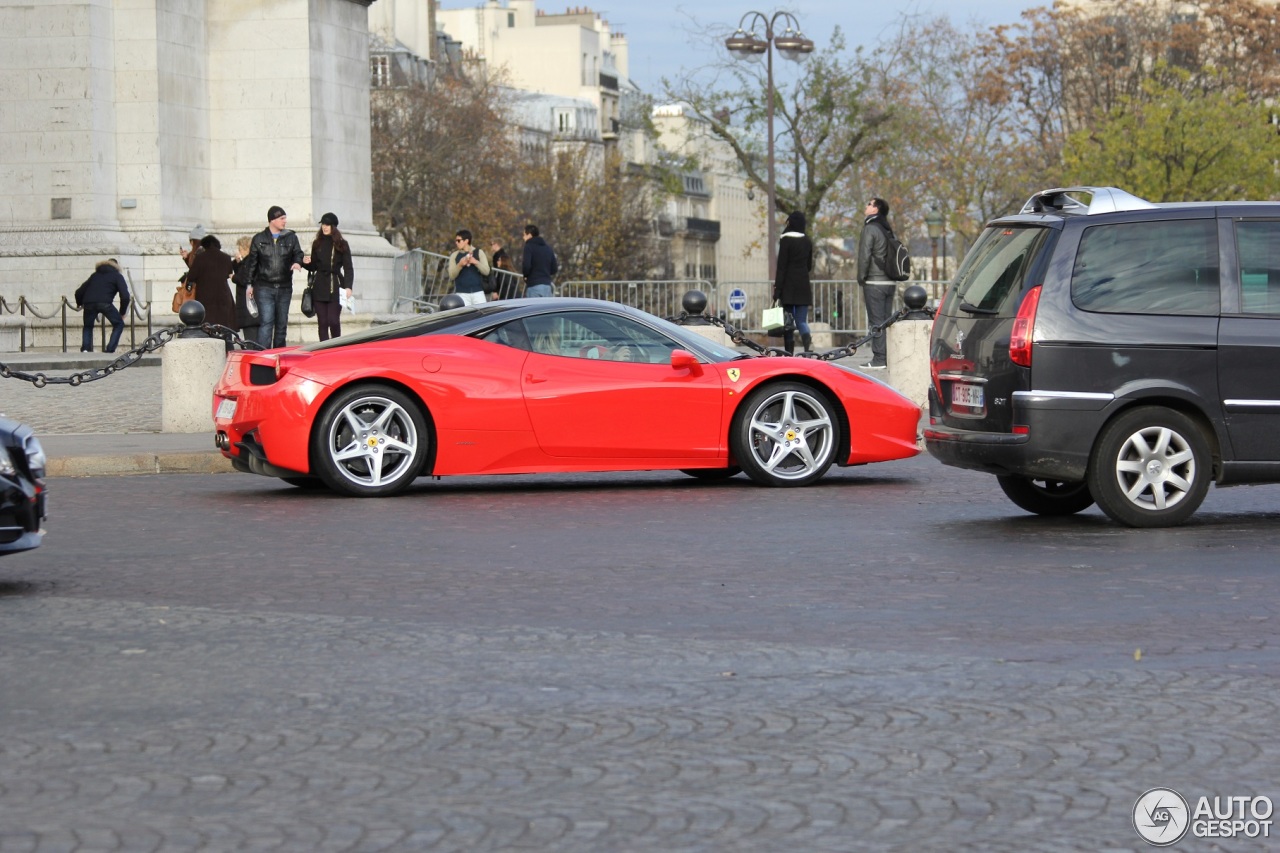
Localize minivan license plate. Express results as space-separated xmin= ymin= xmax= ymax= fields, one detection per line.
xmin=951 ymin=383 xmax=984 ymax=410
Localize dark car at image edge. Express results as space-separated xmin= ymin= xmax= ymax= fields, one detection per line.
xmin=926 ymin=185 xmax=1280 ymax=527
xmin=0 ymin=415 xmax=47 ymax=555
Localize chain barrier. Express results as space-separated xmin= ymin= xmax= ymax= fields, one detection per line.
xmin=668 ymin=304 xmax=935 ymax=361
xmin=0 ymin=323 xmax=261 ymax=388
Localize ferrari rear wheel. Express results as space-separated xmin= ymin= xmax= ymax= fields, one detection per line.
xmin=731 ymin=381 xmax=837 ymax=487
xmin=312 ymin=385 xmax=428 ymax=497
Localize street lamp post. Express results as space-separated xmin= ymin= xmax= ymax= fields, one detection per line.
xmin=924 ymin=206 xmax=945 ymax=282
xmin=725 ymin=12 xmax=813 ymax=278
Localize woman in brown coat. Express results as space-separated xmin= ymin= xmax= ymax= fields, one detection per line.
xmin=185 ymin=234 xmax=237 ymax=328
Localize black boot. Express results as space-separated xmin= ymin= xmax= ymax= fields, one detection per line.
xmin=783 ymin=332 xmax=795 ymax=355
xmin=801 ymin=333 xmax=812 ymax=352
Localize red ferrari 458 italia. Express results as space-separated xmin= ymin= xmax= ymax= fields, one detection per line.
xmin=212 ymin=298 xmax=921 ymax=496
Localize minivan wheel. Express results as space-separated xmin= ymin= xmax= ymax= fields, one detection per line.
xmin=996 ymin=475 xmax=1094 ymax=516
xmin=1087 ymin=407 xmax=1210 ymax=528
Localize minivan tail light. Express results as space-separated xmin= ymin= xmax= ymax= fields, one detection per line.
xmin=1009 ymin=285 xmax=1042 ymax=368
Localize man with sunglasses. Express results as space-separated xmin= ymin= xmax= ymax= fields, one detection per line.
xmin=447 ymin=230 xmax=491 ymax=306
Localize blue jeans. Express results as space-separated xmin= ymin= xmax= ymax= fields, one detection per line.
xmin=783 ymin=304 xmax=810 ymax=352
xmin=82 ymin=302 xmax=124 ymax=352
xmin=862 ymin=283 xmax=896 ymax=365
xmin=255 ymin=285 xmax=293 ymax=349
xmin=525 ymin=284 xmax=553 ymax=298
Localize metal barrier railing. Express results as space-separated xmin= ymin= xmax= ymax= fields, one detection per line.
xmin=0 ymin=295 xmax=154 ymax=353
xmin=557 ymin=279 xmax=948 ymax=335
xmin=392 ymin=248 xmax=524 ymax=313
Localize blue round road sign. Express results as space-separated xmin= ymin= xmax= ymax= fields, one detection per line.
xmin=728 ymin=288 xmax=747 ymax=312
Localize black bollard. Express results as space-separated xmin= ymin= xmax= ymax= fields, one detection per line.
xmin=178 ymin=299 xmax=208 ymax=338
xmin=901 ymin=284 xmax=933 ymax=320
xmin=678 ymin=289 xmax=710 ymax=324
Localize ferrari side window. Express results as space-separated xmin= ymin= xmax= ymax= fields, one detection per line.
xmin=559 ymin=311 xmax=683 ymax=364
xmin=484 ymin=321 xmax=532 ymax=351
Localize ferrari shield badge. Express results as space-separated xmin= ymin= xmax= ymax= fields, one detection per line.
xmin=727 ymin=368 xmax=740 ymax=382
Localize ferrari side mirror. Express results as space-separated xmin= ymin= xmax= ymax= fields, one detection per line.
xmin=670 ymin=349 xmax=701 ymax=371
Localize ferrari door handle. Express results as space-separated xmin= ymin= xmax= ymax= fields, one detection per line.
xmin=525 ymin=373 xmax=548 ymax=384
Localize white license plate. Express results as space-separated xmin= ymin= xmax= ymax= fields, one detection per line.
xmin=951 ymin=383 xmax=984 ymax=409
xmin=215 ymin=398 xmax=237 ymax=420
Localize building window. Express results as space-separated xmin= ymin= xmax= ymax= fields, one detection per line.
xmin=554 ymin=108 xmax=574 ymax=134
xmin=508 ymin=12 xmax=515 ymax=27
xmin=371 ymin=55 xmax=390 ymax=88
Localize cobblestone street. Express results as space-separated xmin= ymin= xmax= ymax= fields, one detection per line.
xmin=3 ymin=466 xmax=1278 ymax=851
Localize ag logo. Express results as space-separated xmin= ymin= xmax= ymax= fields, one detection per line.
xmin=727 ymin=368 xmax=740 ymax=382
xmin=1133 ymin=788 xmax=1190 ymax=846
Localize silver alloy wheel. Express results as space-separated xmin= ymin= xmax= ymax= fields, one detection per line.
xmin=325 ymin=394 xmax=420 ymax=490
xmin=743 ymin=387 xmax=835 ymax=482
xmin=1111 ymin=424 xmax=1197 ymax=512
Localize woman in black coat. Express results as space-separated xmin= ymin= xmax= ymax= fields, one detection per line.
xmin=186 ymin=234 xmax=236 ymax=329
xmin=773 ymin=210 xmax=814 ymax=354
xmin=302 ymin=212 xmax=354 ymax=341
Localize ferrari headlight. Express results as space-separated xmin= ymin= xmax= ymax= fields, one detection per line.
xmin=0 ymin=446 xmax=14 ymax=477
xmin=25 ymin=436 xmax=46 ymax=478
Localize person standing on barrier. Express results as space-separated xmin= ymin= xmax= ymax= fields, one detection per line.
xmin=857 ymin=197 xmax=895 ymax=369
xmin=73 ymin=258 xmax=131 ymax=353
xmin=303 ymin=212 xmax=355 ymax=340
xmin=244 ymin=205 xmax=304 ymax=350
xmin=447 ymin=230 xmax=490 ymax=307
xmin=774 ymin=210 xmax=814 ymax=355
xmin=521 ymin=224 xmax=557 ymax=298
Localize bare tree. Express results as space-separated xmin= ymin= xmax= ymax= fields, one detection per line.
xmin=370 ymin=73 xmax=522 ymax=254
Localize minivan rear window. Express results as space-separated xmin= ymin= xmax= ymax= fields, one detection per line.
xmin=947 ymin=226 xmax=1051 ymax=314
xmin=1072 ymin=219 xmax=1219 ymax=315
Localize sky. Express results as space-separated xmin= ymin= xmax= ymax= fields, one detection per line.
xmin=593 ymin=0 xmax=1044 ymax=93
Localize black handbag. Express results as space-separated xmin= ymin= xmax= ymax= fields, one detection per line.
xmin=300 ymin=271 xmax=316 ymax=318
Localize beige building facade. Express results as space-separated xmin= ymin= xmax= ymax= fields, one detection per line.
xmin=0 ymin=0 xmax=397 ymax=328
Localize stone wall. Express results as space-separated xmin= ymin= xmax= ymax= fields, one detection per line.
xmin=0 ymin=0 xmax=394 ymax=318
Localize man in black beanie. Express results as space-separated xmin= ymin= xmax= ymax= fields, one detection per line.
xmin=243 ymin=205 xmax=305 ymax=348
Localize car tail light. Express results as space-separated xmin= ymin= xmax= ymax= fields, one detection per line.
xmin=929 ymin=308 xmax=942 ymax=396
xmin=1009 ymin=285 xmax=1042 ymax=368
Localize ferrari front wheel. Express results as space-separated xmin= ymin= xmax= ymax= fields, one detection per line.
xmin=312 ymin=385 xmax=428 ymax=497
xmin=731 ymin=382 xmax=837 ymax=487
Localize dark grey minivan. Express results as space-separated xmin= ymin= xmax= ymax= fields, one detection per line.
xmin=925 ymin=186 xmax=1280 ymax=527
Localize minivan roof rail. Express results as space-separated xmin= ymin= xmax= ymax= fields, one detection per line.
xmin=1020 ymin=186 xmax=1156 ymax=216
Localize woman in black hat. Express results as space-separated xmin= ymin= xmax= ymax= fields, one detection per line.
xmin=302 ymin=212 xmax=354 ymax=341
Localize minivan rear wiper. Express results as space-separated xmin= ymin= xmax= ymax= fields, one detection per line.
xmin=959 ymin=301 xmax=999 ymax=316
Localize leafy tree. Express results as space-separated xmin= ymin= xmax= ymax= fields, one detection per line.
xmin=985 ymin=0 xmax=1280 ymax=179
xmin=1063 ymin=69 xmax=1280 ymax=201
xmin=513 ymin=145 xmax=661 ymax=281
xmin=850 ymin=15 xmax=1046 ymax=267
xmin=662 ymin=29 xmax=893 ymax=249
xmin=370 ymin=73 xmax=522 ymax=254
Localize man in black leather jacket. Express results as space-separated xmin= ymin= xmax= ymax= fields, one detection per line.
xmin=856 ymin=197 xmax=895 ymax=369
xmin=244 ymin=205 xmax=305 ymax=349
